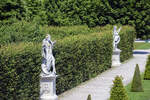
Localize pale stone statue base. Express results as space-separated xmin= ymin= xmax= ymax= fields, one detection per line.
xmin=112 ymin=49 xmax=121 ymax=67
xmin=40 ymin=73 xmax=58 ymax=100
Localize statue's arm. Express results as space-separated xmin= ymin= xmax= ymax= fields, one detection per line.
xmin=117 ymin=27 xmax=122 ymax=33
xmin=52 ymin=40 xmax=56 ymax=45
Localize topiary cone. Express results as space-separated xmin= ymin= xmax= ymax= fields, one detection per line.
xmin=87 ymin=94 xmax=92 ymax=100
xmin=144 ymin=55 xmax=150 ymax=80
xmin=131 ymin=64 xmax=143 ymax=92
xmin=110 ymin=76 xmax=129 ymax=100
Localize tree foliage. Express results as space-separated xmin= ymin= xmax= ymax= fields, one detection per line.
xmin=0 ymin=0 xmax=150 ymax=38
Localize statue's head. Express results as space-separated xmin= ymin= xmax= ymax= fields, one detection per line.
xmin=114 ymin=26 xmax=117 ymax=30
xmin=46 ymin=34 xmax=51 ymax=40
xmin=113 ymin=26 xmax=117 ymax=35
xmin=113 ymin=26 xmax=121 ymax=35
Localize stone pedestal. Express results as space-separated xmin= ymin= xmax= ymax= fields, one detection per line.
xmin=40 ymin=73 xmax=58 ymax=100
xmin=112 ymin=49 xmax=121 ymax=67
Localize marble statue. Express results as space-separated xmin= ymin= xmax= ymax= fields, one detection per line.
xmin=113 ymin=26 xmax=121 ymax=50
xmin=41 ymin=34 xmax=56 ymax=75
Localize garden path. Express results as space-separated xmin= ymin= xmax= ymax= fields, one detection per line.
xmin=59 ymin=50 xmax=150 ymax=100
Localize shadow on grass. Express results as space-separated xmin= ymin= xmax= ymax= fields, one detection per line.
xmin=133 ymin=51 xmax=150 ymax=55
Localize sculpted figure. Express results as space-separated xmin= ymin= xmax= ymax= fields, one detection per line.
xmin=113 ymin=26 xmax=121 ymax=50
xmin=41 ymin=34 xmax=56 ymax=75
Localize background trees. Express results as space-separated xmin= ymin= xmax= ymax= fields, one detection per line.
xmin=0 ymin=0 xmax=150 ymax=38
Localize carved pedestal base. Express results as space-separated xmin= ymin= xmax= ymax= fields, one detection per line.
xmin=112 ymin=49 xmax=121 ymax=67
xmin=40 ymin=73 xmax=58 ymax=100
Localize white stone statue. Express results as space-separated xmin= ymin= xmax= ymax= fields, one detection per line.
xmin=113 ymin=26 xmax=121 ymax=50
xmin=41 ymin=34 xmax=56 ymax=75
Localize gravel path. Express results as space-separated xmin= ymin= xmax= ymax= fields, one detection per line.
xmin=58 ymin=50 xmax=150 ymax=100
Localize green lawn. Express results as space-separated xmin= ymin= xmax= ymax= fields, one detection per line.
xmin=126 ymin=76 xmax=150 ymax=100
xmin=134 ymin=42 xmax=150 ymax=50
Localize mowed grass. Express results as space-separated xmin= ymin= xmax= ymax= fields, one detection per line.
xmin=134 ymin=42 xmax=150 ymax=50
xmin=126 ymin=75 xmax=150 ymax=100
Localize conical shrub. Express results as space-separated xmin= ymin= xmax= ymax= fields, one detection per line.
xmin=87 ymin=94 xmax=91 ymax=100
xmin=144 ymin=55 xmax=150 ymax=80
xmin=131 ymin=64 xmax=143 ymax=92
xmin=110 ymin=76 xmax=129 ymax=100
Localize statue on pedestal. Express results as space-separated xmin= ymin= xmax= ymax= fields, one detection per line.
xmin=113 ymin=26 xmax=121 ymax=50
xmin=41 ymin=34 xmax=56 ymax=75
xmin=112 ymin=26 xmax=122 ymax=67
xmin=40 ymin=34 xmax=58 ymax=100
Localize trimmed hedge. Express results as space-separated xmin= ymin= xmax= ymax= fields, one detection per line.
xmin=110 ymin=76 xmax=129 ymax=100
xmin=131 ymin=64 xmax=143 ymax=92
xmin=0 ymin=43 xmax=41 ymax=100
xmin=0 ymin=32 xmax=113 ymax=100
xmin=0 ymin=25 xmax=135 ymax=99
xmin=0 ymin=21 xmax=135 ymax=63
xmin=144 ymin=55 xmax=150 ymax=80
xmin=87 ymin=94 xmax=92 ymax=100
xmin=118 ymin=26 xmax=135 ymax=62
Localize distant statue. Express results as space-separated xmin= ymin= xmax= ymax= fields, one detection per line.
xmin=113 ymin=26 xmax=121 ymax=50
xmin=41 ymin=34 xmax=56 ymax=75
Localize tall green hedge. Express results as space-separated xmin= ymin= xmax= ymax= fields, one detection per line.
xmin=118 ymin=26 xmax=135 ymax=62
xmin=0 ymin=43 xmax=41 ymax=100
xmin=0 ymin=25 xmax=135 ymax=99
xmin=0 ymin=32 xmax=113 ymax=100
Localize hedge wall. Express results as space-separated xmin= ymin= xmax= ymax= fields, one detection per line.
xmin=0 ymin=32 xmax=113 ymax=100
xmin=0 ymin=25 xmax=135 ymax=99
xmin=119 ymin=26 xmax=136 ymax=62
xmin=0 ymin=43 xmax=41 ymax=100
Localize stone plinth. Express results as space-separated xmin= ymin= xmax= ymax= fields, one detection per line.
xmin=40 ymin=73 xmax=58 ymax=100
xmin=112 ymin=49 xmax=121 ymax=67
